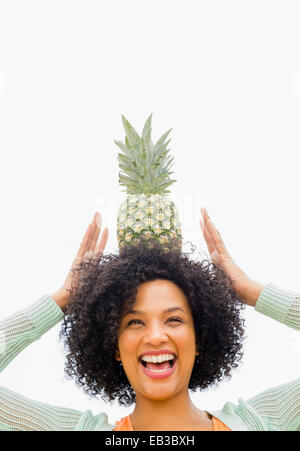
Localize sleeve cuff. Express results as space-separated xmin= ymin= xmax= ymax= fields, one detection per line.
xmin=23 ymin=295 xmax=65 ymax=337
xmin=255 ymin=282 xmax=297 ymax=325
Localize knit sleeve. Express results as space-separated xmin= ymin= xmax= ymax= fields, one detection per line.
xmin=0 ymin=384 xmax=83 ymax=431
xmin=249 ymin=284 xmax=300 ymax=430
xmin=211 ymin=378 xmax=300 ymax=431
xmin=245 ymin=378 xmax=300 ymax=431
xmin=239 ymin=283 xmax=299 ymax=430
xmin=255 ymin=283 xmax=300 ymax=332
xmin=0 ymin=296 xmax=113 ymax=431
xmin=0 ymin=295 xmax=65 ymax=372
xmin=0 ymin=384 xmax=113 ymax=431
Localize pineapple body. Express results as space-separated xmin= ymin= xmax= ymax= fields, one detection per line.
xmin=117 ymin=194 xmax=182 ymax=251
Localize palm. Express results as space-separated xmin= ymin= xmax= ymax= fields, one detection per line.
xmin=200 ymin=208 xmax=247 ymax=292
xmin=200 ymin=208 xmax=264 ymax=307
xmin=62 ymin=212 xmax=109 ymax=298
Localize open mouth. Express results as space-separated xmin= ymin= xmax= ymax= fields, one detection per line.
xmin=138 ymin=355 xmax=177 ymax=379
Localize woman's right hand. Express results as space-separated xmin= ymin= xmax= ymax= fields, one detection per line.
xmin=51 ymin=211 xmax=109 ymax=310
xmin=200 ymin=207 xmax=263 ymax=307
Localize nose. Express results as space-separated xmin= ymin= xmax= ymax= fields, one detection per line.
xmin=142 ymin=321 xmax=168 ymax=346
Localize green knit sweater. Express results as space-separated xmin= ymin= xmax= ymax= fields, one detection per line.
xmin=0 ymin=283 xmax=299 ymax=431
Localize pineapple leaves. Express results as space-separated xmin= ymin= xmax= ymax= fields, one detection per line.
xmin=121 ymin=115 xmax=141 ymax=147
xmin=154 ymin=129 xmax=172 ymax=151
xmin=115 ymin=115 xmax=177 ymax=195
xmin=119 ymin=174 xmax=141 ymax=191
xmin=141 ymin=113 xmax=153 ymax=141
xmin=118 ymin=156 xmax=140 ymax=179
xmin=124 ymin=137 xmax=139 ymax=161
xmin=114 ymin=140 xmax=133 ymax=158
xmin=156 ymin=180 xmax=177 ymax=190
xmin=117 ymin=153 xmax=135 ymax=167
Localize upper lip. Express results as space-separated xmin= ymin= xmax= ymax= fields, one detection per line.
xmin=139 ymin=350 xmax=177 ymax=359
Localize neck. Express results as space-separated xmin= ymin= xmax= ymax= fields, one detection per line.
xmin=131 ymin=390 xmax=210 ymax=431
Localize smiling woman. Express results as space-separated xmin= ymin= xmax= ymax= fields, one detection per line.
xmin=60 ymin=237 xmax=245 ymax=424
xmin=0 ymin=212 xmax=299 ymax=431
xmin=114 ymin=276 xmax=236 ymax=431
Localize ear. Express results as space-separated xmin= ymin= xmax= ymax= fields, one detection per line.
xmin=115 ymin=349 xmax=121 ymax=361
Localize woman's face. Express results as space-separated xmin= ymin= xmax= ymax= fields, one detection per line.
xmin=117 ymin=279 xmax=198 ymax=402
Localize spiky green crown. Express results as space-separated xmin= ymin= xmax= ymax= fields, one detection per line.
xmin=114 ymin=114 xmax=177 ymax=195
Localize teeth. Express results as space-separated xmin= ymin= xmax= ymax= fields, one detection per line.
xmin=146 ymin=367 xmax=172 ymax=373
xmin=141 ymin=353 xmax=175 ymax=363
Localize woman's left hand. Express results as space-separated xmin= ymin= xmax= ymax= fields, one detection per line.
xmin=200 ymin=207 xmax=264 ymax=307
xmin=51 ymin=211 xmax=109 ymax=310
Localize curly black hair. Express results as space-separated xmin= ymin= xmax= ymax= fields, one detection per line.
xmin=60 ymin=238 xmax=245 ymax=407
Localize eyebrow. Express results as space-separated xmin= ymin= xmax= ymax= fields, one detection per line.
xmin=125 ymin=307 xmax=186 ymax=316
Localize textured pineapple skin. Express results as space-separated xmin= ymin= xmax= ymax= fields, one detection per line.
xmin=117 ymin=194 xmax=182 ymax=252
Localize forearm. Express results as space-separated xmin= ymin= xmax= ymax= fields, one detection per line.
xmin=236 ymin=278 xmax=264 ymax=307
xmin=255 ymin=283 xmax=300 ymax=331
xmin=50 ymin=289 xmax=69 ymax=312
xmin=0 ymin=295 xmax=64 ymax=373
xmin=247 ymin=377 xmax=300 ymax=431
xmin=0 ymin=384 xmax=85 ymax=431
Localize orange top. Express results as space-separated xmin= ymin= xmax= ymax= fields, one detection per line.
xmin=114 ymin=414 xmax=231 ymax=431
xmin=211 ymin=416 xmax=231 ymax=431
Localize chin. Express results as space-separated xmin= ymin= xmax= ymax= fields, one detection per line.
xmin=142 ymin=386 xmax=180 ymax=402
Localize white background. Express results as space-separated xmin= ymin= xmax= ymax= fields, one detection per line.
xmin=0 ymin=0 xmax=299 ymax=427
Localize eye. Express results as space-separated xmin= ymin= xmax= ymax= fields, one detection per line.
xmin=167 ymin=317 xmax=183 ymax=324
xmin=127 ymin=319 xmax=143 ymax=327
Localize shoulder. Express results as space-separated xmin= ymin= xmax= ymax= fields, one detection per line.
xmin=208 ymin=378 xmax=300 ymax=431
xmin=207 ymin=399 xmax=268 ymax=431
xmin=76 ymin=409 xmax=115 ymax=431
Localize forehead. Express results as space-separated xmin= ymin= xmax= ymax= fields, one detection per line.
xmin=132 ymin=279 xmax=191 ymax=313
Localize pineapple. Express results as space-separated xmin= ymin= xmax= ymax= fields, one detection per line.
xmin=114 ymin=114 xmax=183 ymax=252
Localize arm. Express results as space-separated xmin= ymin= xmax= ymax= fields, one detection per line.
xmin=200 ymin=209 xmax=299 ymax=430
xmin=0 ymin=295 xmax=108 ymax=431
xmin=200 ymin=208 xmax=300 ymax=331
xmin=0 ymin=210 xmax=108 ymax=371
xmin=0 ymin=383 xmax=112 ymax=431
xmin=255 ymin=283 xmax=300 ymax=332
xmin=246 ymin=283 xmax=299 ymax=430
xmin=0 ymin=295 xmax=63 ymax=373
xmin=211 ymin=378 xmax=300 ymax=431
xmin=246 ymin=377 xmax=300 ymax=431
xmin=0 ymin=295 xmax=112 ymax=431
xmin=0 ymin=211 xmax=110 ymax=431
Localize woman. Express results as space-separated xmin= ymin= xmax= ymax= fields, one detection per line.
xmin=0 ymin=209 xmax=298 ymax=431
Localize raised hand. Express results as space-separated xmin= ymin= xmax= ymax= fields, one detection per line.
xmin=200 ymin=207 xmax=263 ymax=307
xmin=51 ymin=212 xmax=109 ymax=310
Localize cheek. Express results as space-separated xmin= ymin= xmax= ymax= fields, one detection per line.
xmin=172 ymin=327 xmax=197 ymax=365
xmin=118 ymin=330 xmax=139 ymax=360
xmin=172 ymin=325 xmax=196 ymax=346
xmin=117 ymin=332 xmax=142 ymax=386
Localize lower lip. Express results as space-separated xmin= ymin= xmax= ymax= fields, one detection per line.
xmin=139 ymin=358 xmax=177 ymax=380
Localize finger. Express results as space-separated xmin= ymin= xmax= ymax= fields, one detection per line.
xmin=76 ymin=223 xmax=93 ymax=259
xmin=201 ymin=207 xmax=223 ymax=242
xmin=206 ymin=218 xmax=229 ymax=256
xmin=202 ymin=207 xmax=232 ymax=259
xmin=200 ymin=217 xmax=216 ymax=256
xmin=201 ymin=207 xmax=212 ymax=227
xmin=86 ymin=212 xmax=99 ymax=250
xmin=90 ymin=213 xmax=102 ymax=252
xmin=95 ymin=227 xmax=109 ymax=255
